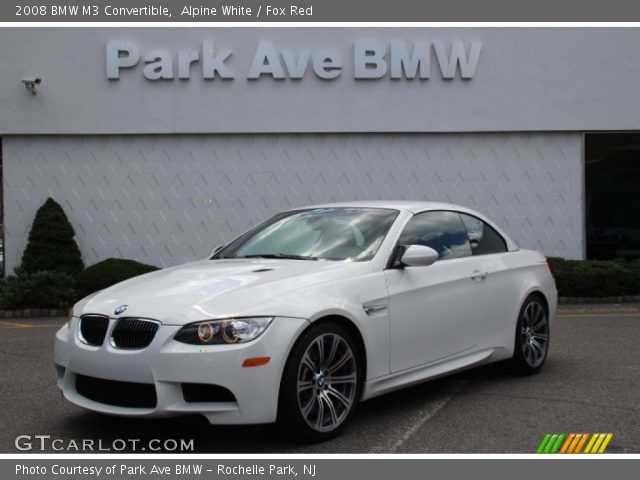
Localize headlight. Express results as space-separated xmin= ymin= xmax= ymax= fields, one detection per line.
xmin=174 ymin=317 xmax=274 ymax=345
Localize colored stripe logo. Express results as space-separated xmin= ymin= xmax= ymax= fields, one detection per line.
xmin=536 ymin=433 xmax=613 ymax=453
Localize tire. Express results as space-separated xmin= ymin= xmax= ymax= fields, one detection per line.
xmin=509 ymin=294 xmax=550 ymax=375
xmin=278 ymin=322 xmax=362 ymax=442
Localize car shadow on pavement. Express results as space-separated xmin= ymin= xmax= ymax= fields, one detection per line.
xmin=52 ymin=372 xmax=492 ymax=453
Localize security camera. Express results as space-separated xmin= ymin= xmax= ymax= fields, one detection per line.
xmin=21 ymin=76 xmax=42 ymax=95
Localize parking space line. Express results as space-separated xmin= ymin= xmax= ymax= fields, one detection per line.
xmin=372 ymin=379 xmax=468 ymax=453
xmin=0 ymin=321 xmax=63 ymax=329
xmin=0 ymin=321 xmax=35 ymax=328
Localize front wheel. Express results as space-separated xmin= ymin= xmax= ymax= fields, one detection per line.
xmin=278 ymin=322 xmax=362 ymax=442
xmin=509 ymin=294 xmax=550 ymax=374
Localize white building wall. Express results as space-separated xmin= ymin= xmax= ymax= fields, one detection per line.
xmin=2 ymin=28 xmax=640 ymax=135
xmin=2 ymin=132 xmax=583 ymax=272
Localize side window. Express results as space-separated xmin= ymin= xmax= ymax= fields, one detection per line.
xmin=399 ymin=211 xmax=471 ymax=260
xmin=459 ymin=213 xmax=507 ymax=256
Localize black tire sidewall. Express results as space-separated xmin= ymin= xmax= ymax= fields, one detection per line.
xmin=277 ymin=321 xmax=362 ymax=442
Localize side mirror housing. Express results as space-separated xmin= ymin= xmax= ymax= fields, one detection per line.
xmin=400 ymin=245 xmax=439 ymax=267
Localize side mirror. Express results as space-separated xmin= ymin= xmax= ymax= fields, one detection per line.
xmin=401 ymin=245 xmax=439 ymax=267
xmin=209 ymin=245 xmax=222 ymax=257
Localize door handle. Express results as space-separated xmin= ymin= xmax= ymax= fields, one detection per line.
xmin=470 ymin=270 xmax=488 ymax=281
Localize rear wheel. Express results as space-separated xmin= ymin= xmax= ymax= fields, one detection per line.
xmin=278 ymin=322 xmax=361 ymax=442
xmin=510 ymin=295 xmax=550 ymax=374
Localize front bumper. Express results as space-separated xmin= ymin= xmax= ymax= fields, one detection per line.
xmin=54 ymin=316 xmax=308 ymax=424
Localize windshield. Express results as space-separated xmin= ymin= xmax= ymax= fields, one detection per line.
xmin=214 ymin=208 xmax=399 ymax=262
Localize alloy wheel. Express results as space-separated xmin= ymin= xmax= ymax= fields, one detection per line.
xmin=296 ymin=333 xmax=358 ymax=433
xmin=520 ymin=300 xmax=549 ymax=368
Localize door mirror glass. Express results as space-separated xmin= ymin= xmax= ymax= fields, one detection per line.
xmin=401 ymin=245 xmax=439 ymax=267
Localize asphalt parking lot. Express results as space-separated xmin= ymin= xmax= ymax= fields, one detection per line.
xmin=1 ymin=304 xmax=639 ymax=453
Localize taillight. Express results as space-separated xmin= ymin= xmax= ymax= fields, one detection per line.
xmin=546 ymin=259 xmax=555 ymax=276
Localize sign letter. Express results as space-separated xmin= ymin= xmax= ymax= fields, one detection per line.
xmin=202 ymin=40 xmax=233 ymax=79
xmin=143 ymin=50 xmax=174 ymax=80
xmin=313 ymin=50 xmax=342 ymax=80
xmin=247 ymin=41 xmax=286 ymax=79
xmin=106 ymin=41 xmax=140 ymax=79
xmin=433 ymin=41 xmax=482 ymax=79
xmin=390 ymin=41 xmax=430 ymax=79
xmin=354 ymin=40 xmax=387 ymax=79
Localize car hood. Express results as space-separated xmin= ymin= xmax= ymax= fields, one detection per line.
xmin=77 ymin=258 xmax=372 ymax=324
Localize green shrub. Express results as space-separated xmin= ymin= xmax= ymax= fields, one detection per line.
xmin=0 ymin=270 xmax=76 ymax=309
xmin=75 ymin=258 xmax=159 ymax=299
xmin=548 ymin=257 xmax=640 ymax=297
xmin=20 ymin=198 xmax=84 ymax=275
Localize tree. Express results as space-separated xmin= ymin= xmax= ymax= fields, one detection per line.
xmin=20 ymin=198 xmax=84 ymax=275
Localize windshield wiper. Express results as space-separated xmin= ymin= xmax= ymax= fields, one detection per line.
xmin=238 ymin=253 xmax=318 ymax=261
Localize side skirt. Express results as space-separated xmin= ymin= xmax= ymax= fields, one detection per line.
xmin=361 ymin=326 xmax=514 ymax=401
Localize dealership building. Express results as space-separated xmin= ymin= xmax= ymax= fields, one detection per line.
xmin=0 ymin=27 xmax=639 ymax=274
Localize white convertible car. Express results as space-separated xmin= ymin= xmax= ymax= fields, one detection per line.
xmin=55 ymin=201 xmax=557 ymax=441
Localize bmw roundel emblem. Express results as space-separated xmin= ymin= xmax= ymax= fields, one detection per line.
xmin=114 ymin=305 xmax=128 ymax=315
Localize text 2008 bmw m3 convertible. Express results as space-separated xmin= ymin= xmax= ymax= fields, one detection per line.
xmin=55 ymin=201 xmax=557 ymax=441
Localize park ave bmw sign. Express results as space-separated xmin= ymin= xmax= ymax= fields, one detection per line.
xmin=106 ymin=39 xmax=482 ymax=81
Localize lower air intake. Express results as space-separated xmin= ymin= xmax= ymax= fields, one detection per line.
xmin=75 ymin=374 xmax=157 ymax=408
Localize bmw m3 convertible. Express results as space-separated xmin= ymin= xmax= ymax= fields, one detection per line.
xmin=55 ymin=201 xmax=557 ymax=441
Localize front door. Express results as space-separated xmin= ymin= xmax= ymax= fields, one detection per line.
xmin=386 ymin=210 xmax=489 ymax=372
